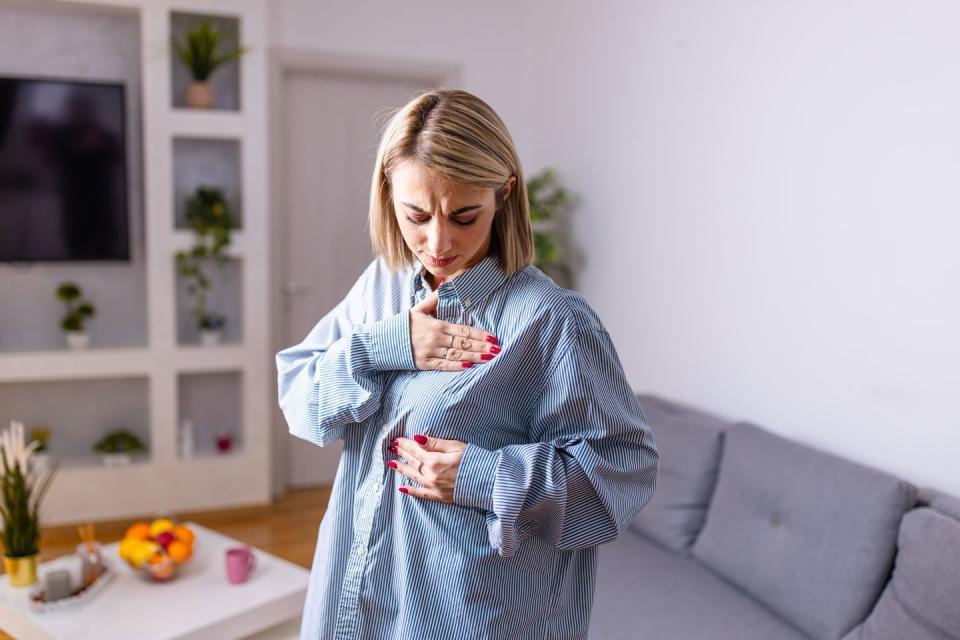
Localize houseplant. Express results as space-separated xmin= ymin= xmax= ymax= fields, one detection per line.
xmin=93 ymin=430 xmax=146 ymax=467
xmin=175 ymin=186 xmax=236 ymax=345
xmin=56 ymin=282 xmax=96 ymax=349
xmin=171 ymin=19 xmax=249 ymax=109
xmin=0 ymin=421 xmax=58 ymax=587
xmin=527 ymin=168 xmax=572 ymax=288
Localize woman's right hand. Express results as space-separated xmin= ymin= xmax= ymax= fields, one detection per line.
xmin=409 ymin=290 xmax=500 ymax=371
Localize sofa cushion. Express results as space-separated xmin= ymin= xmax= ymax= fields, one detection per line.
xmin=590 ymin=527 xmax=809 ymax=640
xmin=691 ymin=422 xmax=916 ymax=640
xmin=630 ymin=394 xmax=727 ymax=551
xmin=842 ymin=505 xmax=960 ymax=640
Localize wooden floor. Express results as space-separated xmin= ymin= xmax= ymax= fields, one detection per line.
xmin=35 ymin=486 xmax=331 ymax=570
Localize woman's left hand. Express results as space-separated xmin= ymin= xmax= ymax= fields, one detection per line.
xmin=389 ymin=434 xmax=466 ymax=503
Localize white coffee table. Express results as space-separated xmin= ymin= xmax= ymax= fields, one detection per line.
xmin=0 ymin=522 xmax=310 ymax=640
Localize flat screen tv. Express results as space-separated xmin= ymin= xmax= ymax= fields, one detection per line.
xmin=0 ymin=76 xmax=130 ymax=262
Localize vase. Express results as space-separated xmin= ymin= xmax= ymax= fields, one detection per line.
xmin=186 ymin=80 xmax=214 ymax=109
xmin=199 ymin=329 xmax=223 ymax=346
xmin=4 ymin=553 xmax=38 ymax=587
xmin=65 ymin=331 xmax=90 ymax=350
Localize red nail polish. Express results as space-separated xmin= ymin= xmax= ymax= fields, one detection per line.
xmin=388 ymin=460 xmax=398 ymax=469
xmin=389 ymin=446 xmax=398 ymax=454
xmin=490 ymin=346 xmax=501 ymax=354
xmin=462 ymin=362 xmax=473 ymax=368
xmin=399 ymin=487 xmax=409 ymax=494
xmin=486 ymin=336 xmax=498 ymax=344
xmin=391 ymin=439 xmax=398 ymax=447
xmin=414 ymin=434 xmax=428 ymax=446
xmin=480 ymin=354 xmax=493 ymax=361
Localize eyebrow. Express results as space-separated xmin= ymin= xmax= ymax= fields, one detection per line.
xmin=402 ymin=202 xmax=482 ymax=216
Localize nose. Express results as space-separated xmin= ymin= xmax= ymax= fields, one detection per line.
xmin=425 ymin=220 xmax=453 ymax=256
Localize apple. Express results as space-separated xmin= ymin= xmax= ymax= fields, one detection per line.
xmin=155 ymin=531 xmax=176 ymax=549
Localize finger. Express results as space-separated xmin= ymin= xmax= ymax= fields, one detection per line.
xmin=392 ymin=437 xmax=428 ymax=466
xmin=414 ymin=434 xmax=461 ymax=454
xmin=423 ymin=356 xmax=475 ymax=371
xmin=387 ymin=455 xmax=427 ymax=486
xmin=440 ymin=322 xmax=498 ymax=354
xmin=398 ymin=484 xmax=445 ymax=502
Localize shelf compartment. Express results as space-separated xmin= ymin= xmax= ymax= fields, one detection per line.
xmin=173 ymin=137 xmax=244 ymax=230
xmin=170 ymin=10 xmax=242 ymax=112
xmin=0 ymin=376 xmax=150 ymax=464
xmin=177 ymin=371 xmax=243 ymax=460
xmin=175 ymin=255 xmax=243 ymax=346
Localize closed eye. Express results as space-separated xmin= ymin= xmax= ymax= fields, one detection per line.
xmin=406 ymin=216 xmax=476 ymax=227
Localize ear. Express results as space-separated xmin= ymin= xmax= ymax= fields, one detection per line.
xmin=500 ymin=175 xmax=516 ymax=202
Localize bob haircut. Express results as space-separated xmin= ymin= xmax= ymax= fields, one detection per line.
xmin=369 ymin=88 xmax=533 ymax=275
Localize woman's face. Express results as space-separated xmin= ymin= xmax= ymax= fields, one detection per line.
xmin=391 ymin=159 xmax=514 ymax=283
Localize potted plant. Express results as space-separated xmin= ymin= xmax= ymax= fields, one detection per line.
xmin=171 ymin=19 xmax=249 ymax=109
xmin=56 ymin=282 xmax=96 ymax=349
xmin=28 ymin=428 xmax=50 ymax=474
xmin=176 ymin=186 xmax=235 ymax=346
xmin=527 ymin=168 xmax=573 ymax=288
xmin=93 ymin=430 xmax=146 ymax=467
xmin=0 ymin=421 xmax=58 ymax=587
xmin=198 ymin=312 xmax=226 ymax=346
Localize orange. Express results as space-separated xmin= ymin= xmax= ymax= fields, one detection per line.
xmin=172 ymin=525 xmax=195 ymax=545
xmin=167 ymin=540 xmax=192 ymax=563
xmin=125 ymin=522 xmax=151 ymax=541
xmin=147 ymin=550 xmax=165 ymax=565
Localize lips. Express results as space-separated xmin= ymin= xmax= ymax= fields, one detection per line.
xmin=428 ymin=255 xmax=457 ymax=266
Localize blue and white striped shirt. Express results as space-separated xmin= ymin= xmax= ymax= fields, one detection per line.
xmin=276 ymin=253 xmax=659 ymax=640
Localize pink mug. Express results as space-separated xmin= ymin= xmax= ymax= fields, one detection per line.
xmin=225 ymin=546 xmax=256 ymax=584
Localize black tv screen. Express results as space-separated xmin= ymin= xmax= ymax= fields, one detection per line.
xmin=0 ymin=76 xmax=130 ymax=262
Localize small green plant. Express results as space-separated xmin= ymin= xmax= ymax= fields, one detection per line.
xmin=56 ymin=282 xmax=96 ymax=333
xmin=28 ymin=429 xmax=49 ymax=454
xmin=0 ymin=421 xmax=57 ymax=558
xmin=176 ymin=187 xmax=235 ymax=331
xmin=171 ymin=19 xmax=249 ymax=82
xmin=93 ymin=430 xmax=146 ymax=455
xmin=527 ymin=168 xmax=571 ymax=274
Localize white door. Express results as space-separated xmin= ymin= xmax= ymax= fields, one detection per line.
xmin=279 ymin=70 xmax=435 ymax=488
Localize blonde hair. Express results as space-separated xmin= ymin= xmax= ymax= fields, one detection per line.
xmin=369 ymin=88 xmax=533 ymax=275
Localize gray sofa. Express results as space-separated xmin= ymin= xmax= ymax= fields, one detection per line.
xmin=589 ymin=393 xmax=960 ymax=640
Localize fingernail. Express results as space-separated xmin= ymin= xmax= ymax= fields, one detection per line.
xmin=463 ymin=362 xmax=473 ymax=368
xmin=389 ymin=446 xmax=398 ymax=454
xmin=486 ymin=336 xmax=498 ymax=344
xmin=480 ymin=354 xmax=494 ymax=361
xmin=414 ymin=434 xmax=428 ymax=446
xmin=490 ymin=346 xmax=501 ymax=354
xmin=388 ymin=460 xmax=398 ymax=469
xmin=391 ymin=439 xmax=398 ymax=447
xmin=399 ymin=487 xmax=409 ymax=494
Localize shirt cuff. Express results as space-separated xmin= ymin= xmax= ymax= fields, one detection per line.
xmin=361 ymin=311 xmax=416 ymax=371
xmin=453 ymin=442 xmax=498 ymax=511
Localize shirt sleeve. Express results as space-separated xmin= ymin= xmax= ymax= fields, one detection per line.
xmin=276 ymin=260 xmax=416 ymax=447
xmin=452 ymin=327 xmax=660 ymax=558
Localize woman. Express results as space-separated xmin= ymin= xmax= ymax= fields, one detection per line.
xmin=276 ymin=89 xmax=659 ymax=640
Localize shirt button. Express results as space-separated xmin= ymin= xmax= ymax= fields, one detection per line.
xmin=463 ymin=298 xmax=471 ymax=307
xmin=356 ymin=545 xmax=366 ymax=556
xmin=381 ymin=424 xmax=391 ymax=434
xmin=370 ymin=482 xmax=381 ymax=494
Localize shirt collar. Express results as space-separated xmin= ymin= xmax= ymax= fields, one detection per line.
xmin=412 ymin=253 xmax=507 ymax=309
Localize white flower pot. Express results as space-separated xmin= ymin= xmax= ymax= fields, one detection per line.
xmin=101 ymin=453 xmax=131 ymax=467
xmin=65 ymin=331 xmax=90 ymax=350
xmin=199 ymin=329 xmax=223 ymax=346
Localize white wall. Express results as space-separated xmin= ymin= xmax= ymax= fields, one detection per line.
xmin=521 ymin=0 xmax=960 ymax=495
xmin=267 ymin=0 xmax=530 ymax=156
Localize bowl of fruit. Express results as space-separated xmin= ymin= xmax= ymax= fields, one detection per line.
xmin=118 ymin=518 xmax=195 ymax=582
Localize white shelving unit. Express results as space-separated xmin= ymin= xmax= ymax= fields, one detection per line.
xmin=0 ymin=0 xmax=273 ymax=525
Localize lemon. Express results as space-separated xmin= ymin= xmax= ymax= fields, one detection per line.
xmin=149 ymin=518 xmax=175 ymax=538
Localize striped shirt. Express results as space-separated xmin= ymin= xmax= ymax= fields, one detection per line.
xmin=276 ymin=253 xmax=660 ymax=640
